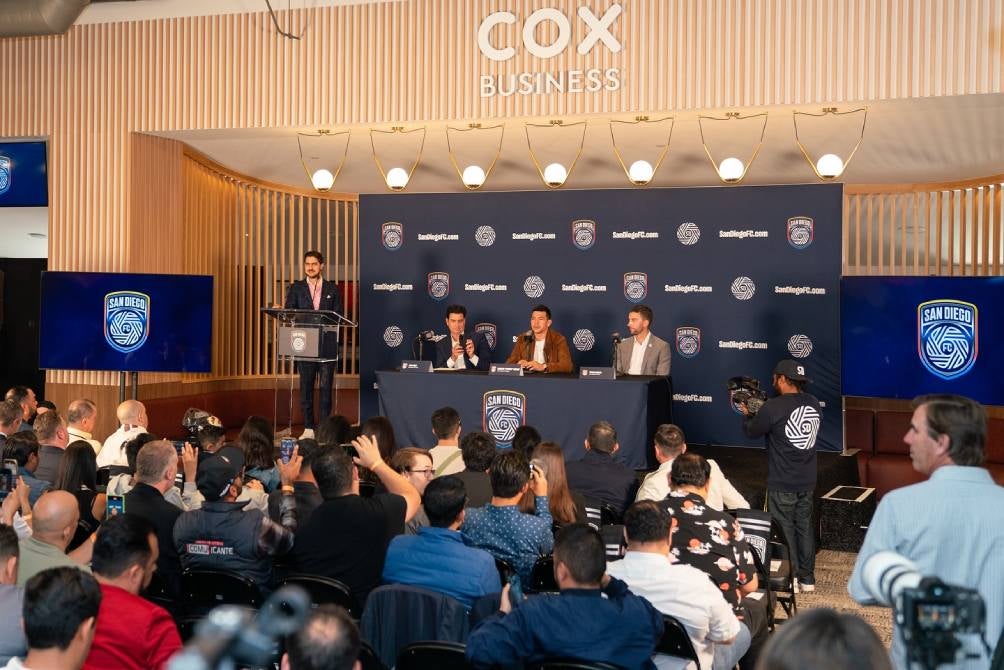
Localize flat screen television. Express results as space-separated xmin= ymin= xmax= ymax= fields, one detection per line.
xmin=841 ymin=276 xmax=1004 ymax=405
xmin=0 ymin=141 xmax=48 ymax=207
xmin=39 ymin=272 xmax=213 ymax=373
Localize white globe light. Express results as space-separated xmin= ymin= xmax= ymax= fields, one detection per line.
xmin=717 ymin=157 xmax=745 ymax=183
xmin=385 ymin=167 xmax=410 ymax=191
xmin=816 ymin=153 xmax=845 ymax=179
xmin=628 ymin=160 xmax=654 ymax=185
xmin=543 ymin=162 xmax=568 ymax=187
xmin=462 ymin=164 xmax=486 ymax=188
xmin=310 ymin=168 xmax=335 ymax=191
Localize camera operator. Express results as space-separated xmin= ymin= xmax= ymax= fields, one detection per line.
xmin=739 ymin=359 xmax=821 ymax=592
xmin=849 ymin=394 xmax=1004 ymax=670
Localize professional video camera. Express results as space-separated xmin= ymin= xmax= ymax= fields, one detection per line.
xmin=727 ymin=376 xmax=767 ymax=415
xmin=862 ymin=551 xmax=991 ymax=670
xmin=181 ymin=408 xmax=223 ymax=445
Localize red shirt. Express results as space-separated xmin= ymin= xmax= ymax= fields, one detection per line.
xmin=83 ymin=582 xmax=182 ymax=670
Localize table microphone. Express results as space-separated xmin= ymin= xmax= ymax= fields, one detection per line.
xmin=612 ymin=332 xmax=623 ymax=344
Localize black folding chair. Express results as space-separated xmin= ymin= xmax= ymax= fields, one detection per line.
xmin=733 ymin=509 xmax=797 ymax=621
xmin=494 ymin=558 xmax=516 ymax=585
xmin=279 ymin=573 xmax=360 ymax=619
xmin=527 ymin=555 xmax=558 ymax=594
xmin=656 ymin=614 xmax=701 ymax=669
xmin=396 ymin=641 xmax=471 ymax=670
xmin=179 ymin=568 xmax=263 ymax=620
xmin=599 ymin=503 xmax=622 ymax=526
xmin=358 ymin=640 xmax=388 ymax=670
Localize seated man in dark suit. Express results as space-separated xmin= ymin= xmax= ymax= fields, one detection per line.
xmin=433 ymin=304 xmax=491 ymax=370
xmin=455 ymin=431 xmax=495 ymax=508
xmin=565 ymin=421 xmax=639 ymax=516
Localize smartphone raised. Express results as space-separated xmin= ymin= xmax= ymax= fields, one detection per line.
xmin=0 ymin=471 xmax=12 ymax=502
xmin=339 ymin=443 xmax=359 ymax=459
xmin=172 ymin=440 xmax=186 ymax=456
xmin=506 ymin=572 xmax=525 ymax=608
xmin=106 ymin=494 xmax=125 ymax=517
xmin=279 ymin=438 xmax=296 ymax=464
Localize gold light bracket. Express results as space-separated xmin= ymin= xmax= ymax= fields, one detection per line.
xmin=524 ymin=120 xmax=587 ymax=189
xmin=296 ymin=128 xmax=351 ymax=192
xmin=698 ymin=111 xmax=769 ymax=184
xmin=445 ymin=122 xmax=506 ymax=190
xmin=369 ymin=126 xmax=427 ymax=192
xmin=609 ymin=115 xmax=675 ymax=186
xmin=793 ymin=106 xmax=868 ymax=180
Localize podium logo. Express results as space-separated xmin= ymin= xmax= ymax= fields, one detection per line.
xmin=483 ymin=390 xmax=526 ymax=448
xmin=523 ymin=275 xmax=546 ymax=298
xmin=0 ymin=156 xmax=10 ymax=196
xmin=474 ymin=225 xmax=497 ymax=247
xmin=475 ymin=323 xmax=498 ymax=351
xmin=730 ymin=276 xmax=756 ymax=300
xmin=675 ymin=327 xmax=701 ymax=359
xmin=383 ymin=326 xmax=404 ymax=348
xmin=104 ymin=291 xmax=150 ymax=354
xmin=427 ymin=272 xmax=450 ymax=301
xmin=918 ymin=299 xmax=978 ymax=380
xmin=623 ymin=272 xmax=647 ymax=303
xmin=573 ymin=329 xmax=595 ymax=351
xmin=787 ymin=334 xmax=813 ymax=359
xmin=787 ymin=216 xmax=814 ymax=249
xmin=290 ymin=329 xmax=308 ymax=354
xmin=676 ymin=222 xmax=700 ymax=246
xmin=571 ymin=219 xmax=596 ymax=250
xmin=381 ymin=222 xmax=403 ymax=251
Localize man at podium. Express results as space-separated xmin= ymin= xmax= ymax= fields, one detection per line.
xmin=284 ymin=250 xmax=343 ymax=438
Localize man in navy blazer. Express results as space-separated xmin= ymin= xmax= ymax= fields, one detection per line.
xmin=433 ymin=304 xmax=492 ymax=371
xmin=284 ymin=250 xmax=344 ymax=436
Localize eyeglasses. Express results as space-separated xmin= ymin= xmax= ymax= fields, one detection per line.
xmin=407 ymin=468 xmax=435 ymax=477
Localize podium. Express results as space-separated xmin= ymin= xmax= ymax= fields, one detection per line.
xmin=262 ymin=307 xmax=357 ymax=435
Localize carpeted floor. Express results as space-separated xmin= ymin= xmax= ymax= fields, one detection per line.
xmin=773 ymin=549 xmax=893 ymax=647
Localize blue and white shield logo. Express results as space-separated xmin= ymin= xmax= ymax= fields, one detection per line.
xmin=483 ymin=390 xmax=526 ymax=448
xmin=104 ymin=291 xmax=150 ymax=354
xmin=381 ymin=221 xmax=403 ymax=251
xmin=0 ymin=156 xmax=11 ymax=196
xmin=571 ymin=219 xmax=596 ymax=251
xmin=918 ymin=299 xmax=978 ymax=380
xmin=624 ymin=272 xmax=648 ymax=303
xmin=475 ymin=322 xmax=498 ymax=351
xmin=787 ymin=216 xmax=814 ymax=249
xmin=427 ymin=272 xmax=450 ymax=301
xmin=675 ymin=327 xmax=701 ymax=359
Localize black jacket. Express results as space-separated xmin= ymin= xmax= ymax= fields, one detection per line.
xmin=124 ymin=482 xmax=183 ymax=597
xmin=565 ymin=450 xmax=639 ymax=516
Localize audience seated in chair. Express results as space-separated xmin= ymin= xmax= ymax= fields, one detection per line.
xmin=388 ymin=448 xmax=434 ymax=535
xmin=292 ymin=434 xmax=421 ymax=605
xmin=382 ymin=476 xmax=500 ymax=607
xmin=82 ymin=514 xmax=181 ymax=670
xmin=97 ymin=400 xmax=149 ymax=468
xmin=754 ymin=608 xmax=891 ymax=670
xmin=268 ymin=438 xmax=324 ymax=528
xmin=455 ymin=431 xmax=496 ymax=508
xmin=0 ymin=525 xmax=26 ymax=665
xmin=282 ymin=604 xmax=361 ymax=670
xmin=2 ymin=429 xmax=51 ymax=506
xmin=465 ymin=523 xmax=663 ymax=669
xmin=461 ymin=450 xmax=553 ymax=583
xmin=520 ymin=441 xmax=588 ymax=528
xmin=608 ymin=501 xmax=748 ymax=670
xmin=564 ymin=421 xmax=639 ymax=516
xmin=16 ymin=490 xmax=92 ymax=586
xmin=429 ymin=407 xmax=465 ymax=476
xmin=4 ymin=567 xmax=102 ymax=670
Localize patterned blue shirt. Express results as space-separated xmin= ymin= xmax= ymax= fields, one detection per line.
xmin=461 ymin=497 xmax=553 ymax=582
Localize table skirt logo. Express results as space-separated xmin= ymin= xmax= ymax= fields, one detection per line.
xmin=0 ymin=155 xmax=11 ymax=196
xmin=675 ymin=327 xmax=701 ymax=359
xmin=475 ymin=323 xmax=498 ymax=351
xmin=787 ymin=216 xmax=814 ymax=249
xmin=571 ymin=219 xmax=596 ymax=250
xmin=483 ymin=390 xmax=526 ymax=448
xmin=623 ymin=272 xmax=647 ymax=303
xmin=427 ymin=272 xmax=450 ymax=301
xmin=381 ymin=222 xmax=403 ymax=251
xmin=918 ymin=299 xmax=978 ymax=380
xmin=104 ymin=291 xmax=150 ymax=353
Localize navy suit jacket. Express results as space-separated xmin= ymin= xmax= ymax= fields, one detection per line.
xmin=284 ymin=278 xmax=343 ymax=314
xmin=434 ymin=332 xmax=491 ymax=371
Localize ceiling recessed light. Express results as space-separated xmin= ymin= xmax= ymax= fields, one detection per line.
xmin=28 ymin=232 xmax=47 ymax=239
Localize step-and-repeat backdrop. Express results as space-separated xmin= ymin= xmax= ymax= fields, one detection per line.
xmin=360 ymin=184 xmax=842 ymax=451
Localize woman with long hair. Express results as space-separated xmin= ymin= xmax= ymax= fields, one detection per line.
xmin=239 ymin=416 xmax=278 ymax=492
xmin=54 ymin=440 xmax=106 ymax=550
xmin=519 ymin=441 xmax=586 ymax=527
xmin=360 ymin=416 xmax=398 ymax=461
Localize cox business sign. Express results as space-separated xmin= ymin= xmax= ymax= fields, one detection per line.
xmin=477 ymin=4 xmax=624 ymax=98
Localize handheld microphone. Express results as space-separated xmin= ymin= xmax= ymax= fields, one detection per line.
xmin=612 ymin=332 xmax=622 ymax=344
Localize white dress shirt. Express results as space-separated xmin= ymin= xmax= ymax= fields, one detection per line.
xmin=67 ymin=426 xmax=102 ymax=454
xmin=628 ymin=333 xmax=651 ymax=375
xmin=635 ymin=458 xmax=750 ymax=511
xmin=608 ymin=551 xmax=741 ymax=670
xmin=96 ymin=425 xmax=147 ymax=467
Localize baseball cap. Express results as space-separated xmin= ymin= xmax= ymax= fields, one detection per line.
xmin=773 ymin=359 xmax=809 ymax=382
xmin=196 ymin=445 xmax=245 ymax=501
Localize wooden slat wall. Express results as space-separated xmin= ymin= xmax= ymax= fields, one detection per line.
xmin=844 ymin=176 xmax=1004 ymax=275
xmin=180 ymin=146 xmax=359 ymax=380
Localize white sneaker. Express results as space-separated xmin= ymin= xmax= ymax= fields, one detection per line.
xmin=799 ymin=581 xmax=815 ymax=593
xmin=300 ymin=428 xmax=315 ymax=439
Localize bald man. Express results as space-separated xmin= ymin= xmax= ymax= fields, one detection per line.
xmin=16 ymin=491 xmax=92 ymax=586
xmin=96 ymin=400 xmax=148 ymax=468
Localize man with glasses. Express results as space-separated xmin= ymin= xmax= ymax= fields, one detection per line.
xmin=389 ymin=448 xmax=436 ymax=535
xmin=381 ymin=476 xmax=500 ymax=607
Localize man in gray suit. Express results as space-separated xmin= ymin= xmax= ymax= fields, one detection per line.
xmin=615 ymin=305 xmax=670 ymax=376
